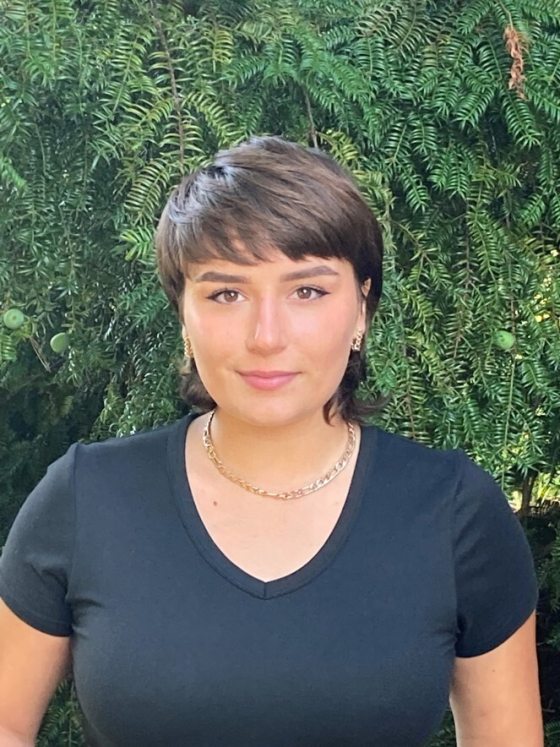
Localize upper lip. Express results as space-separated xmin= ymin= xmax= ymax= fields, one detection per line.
xmin=239 ymin=370 xmax=298 ymax=378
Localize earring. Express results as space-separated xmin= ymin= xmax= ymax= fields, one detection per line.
xmin=184 ymin=336 xmax=193 ymax=359
xmin=351 ymin=331 xmax=364 ymax=352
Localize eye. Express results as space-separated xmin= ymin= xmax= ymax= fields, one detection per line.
xmin=207 ymin=289 xmax=243 ymax=304
xmin=294 ymin=286 xmax=329 ymax=300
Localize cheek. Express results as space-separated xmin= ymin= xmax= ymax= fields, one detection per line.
xmin=184 ymin=303 xmax=234 ymax=348
xmin=292 ymin=314 xmax=356 ymax=383
xmin=304 ymin=307 xmax=355 ymax=346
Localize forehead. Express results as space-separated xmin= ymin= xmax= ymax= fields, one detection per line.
xmin=185 ymin=250 xmax=352 ymax=281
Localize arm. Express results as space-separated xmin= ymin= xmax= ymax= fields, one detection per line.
xmin=0 ymin=599 xmax=71 ymax=745
xmin=449 ymin=610 xmax=543 ymax=747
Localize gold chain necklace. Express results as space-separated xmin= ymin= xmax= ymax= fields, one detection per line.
xmin=202 ymin=409 xmax=357 ymax=500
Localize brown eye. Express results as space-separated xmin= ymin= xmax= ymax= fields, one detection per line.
xmin=295 ymin=287 xmax=328 ymax=300
xmin=208 ymin=289 xmax=242 ymax=303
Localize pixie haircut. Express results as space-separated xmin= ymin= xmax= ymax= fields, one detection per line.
xmin=155 ymin=135 xmax=387 ymax=425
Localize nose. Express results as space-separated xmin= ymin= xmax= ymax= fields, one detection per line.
xmin=246 ymin=296 xmax=287 ymax=354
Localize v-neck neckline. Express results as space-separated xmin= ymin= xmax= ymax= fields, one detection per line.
xmin=167 ymin=411 xmax=376 ymax=600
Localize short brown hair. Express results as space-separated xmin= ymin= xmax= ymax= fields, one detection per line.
xmin=155 ymin=135 xmax=387 ymax=424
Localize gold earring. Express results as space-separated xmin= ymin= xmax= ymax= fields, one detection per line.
xmin=184 ymin=336 xmax=193 ymax=358
xmin=351 ymin=331 xmax=364 ymax=352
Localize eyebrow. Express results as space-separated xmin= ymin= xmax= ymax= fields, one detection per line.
xmin=194 ymin=265 xmax=340 ymax=283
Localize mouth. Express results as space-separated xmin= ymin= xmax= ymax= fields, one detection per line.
xmin=238 ymin=371 xmax=299 ymax=391
xmin=239 ymin=370 xmax=298 ymax=378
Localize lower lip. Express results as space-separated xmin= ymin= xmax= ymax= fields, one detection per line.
xmin=240 ymin=373 xmax=298 ymax=390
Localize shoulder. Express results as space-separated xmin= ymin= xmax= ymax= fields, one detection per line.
xmin=371 ymin=425 xmax=455 ymax=460
xmin=368 ymin=425 xmax=461 ymax=485
xmin=64 ymin=414 xmax=191 ymax=517
xmin=370 ymin=425 xmax=518 ymax=514
xmin=76 ymin=415 xmax=186 ymax=468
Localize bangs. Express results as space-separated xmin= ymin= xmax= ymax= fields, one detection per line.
xmin=157 ymin=154 xmax=375 ymax=301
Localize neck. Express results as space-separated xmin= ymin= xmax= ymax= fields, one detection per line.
xmin=204 ymin=407 xmax=355 ymax=492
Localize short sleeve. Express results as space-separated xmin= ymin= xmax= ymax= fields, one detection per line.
xmin=452 ymin=450 xmax=539 ymax=657
xmin=0 ymin=442 xmax=78 ymax=636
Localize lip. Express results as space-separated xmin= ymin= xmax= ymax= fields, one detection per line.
xmin=239 ymin=371 xmax=299 ymax=391
xmin=239 ymin=370 xmax=298 ymax=378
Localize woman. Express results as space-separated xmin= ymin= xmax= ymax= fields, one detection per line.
xmin=0 ymin=136 xmax=542 ymax=746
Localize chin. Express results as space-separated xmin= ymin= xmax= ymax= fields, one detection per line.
xmin=220 ymin=402 xmax=320 ymax=428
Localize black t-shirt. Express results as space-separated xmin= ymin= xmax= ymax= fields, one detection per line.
xmin=0 ymin=412 xmax=538 ymax=746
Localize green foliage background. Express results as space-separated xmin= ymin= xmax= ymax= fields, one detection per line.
xmin=1 ymin=0 xmax=559 ymax=744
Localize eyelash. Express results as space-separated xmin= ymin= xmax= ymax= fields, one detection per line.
xmin=206 ymin=286 xmax=330 ymax=304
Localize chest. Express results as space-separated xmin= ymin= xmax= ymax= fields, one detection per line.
xmin=68 ymin=417 xmax=460 ymax=746
xmin=70 ymin=481 xmax=458 ymax=747
xmin=187 ymin=465 xmax=356 ymax=583
xmin=183 ymin=420 xmax=362 ymax=583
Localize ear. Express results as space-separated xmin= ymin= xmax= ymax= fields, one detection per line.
xmin=360 ymin=278 xmax=371 ymax=311
xmin=356 ymin=278 xmax=371 ymax=328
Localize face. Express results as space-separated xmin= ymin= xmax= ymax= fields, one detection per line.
xmin=181 ymin=249 xmax=371 ymax=428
